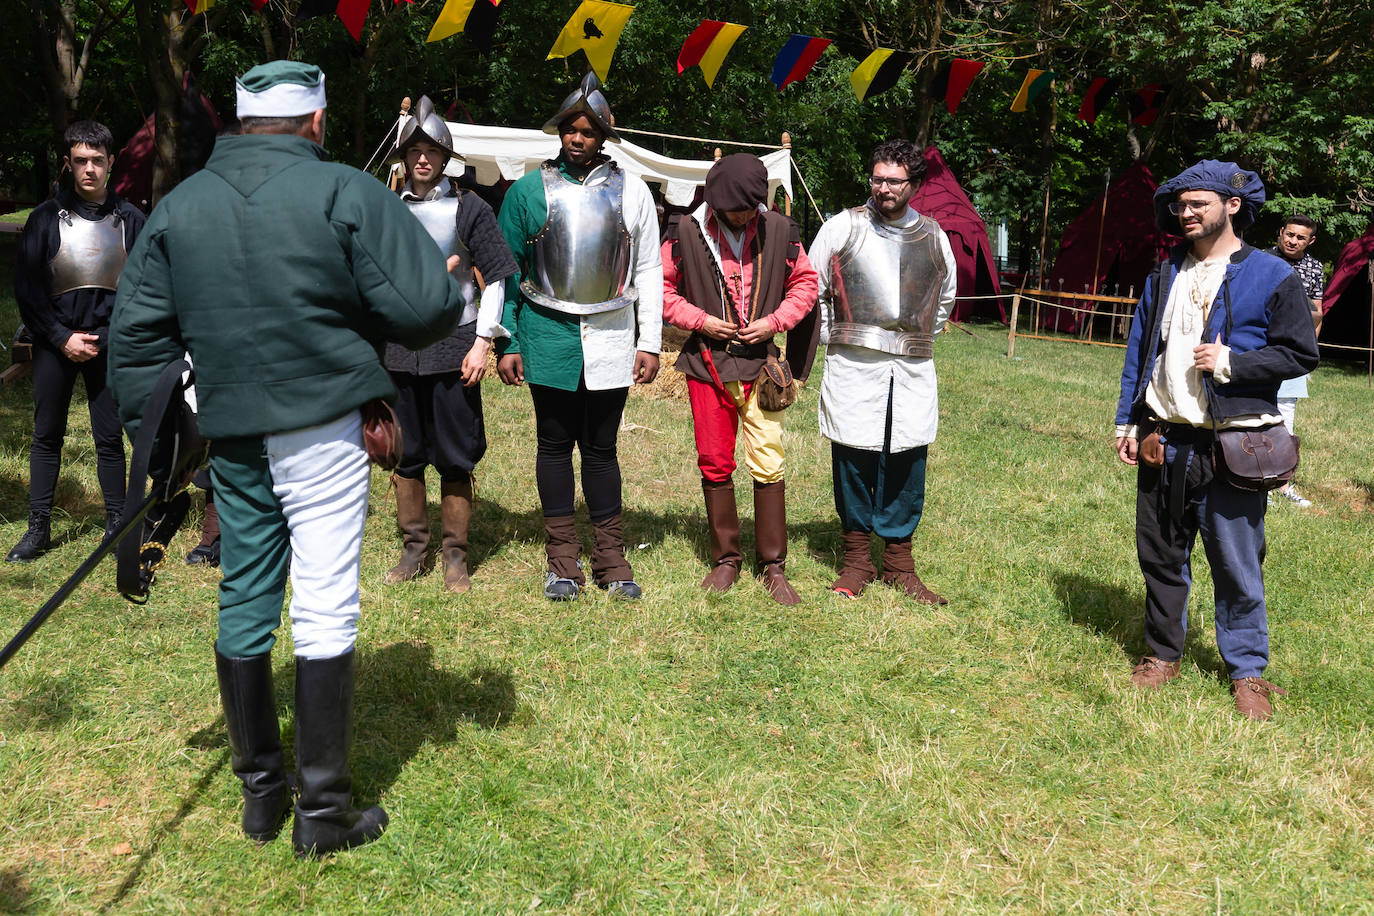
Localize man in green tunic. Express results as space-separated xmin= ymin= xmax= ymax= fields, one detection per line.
xmin=109 ymin=62 xmax=463 ymax=857
xmin=495 ymin=73 xmax=663 ymax=601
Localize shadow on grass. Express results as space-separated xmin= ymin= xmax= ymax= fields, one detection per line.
xmin=0 ymin=672 xmax=94 ymax=730
xmin=99 ymin=747 xmax=230 ymax=914
xmin=352 ymin=641 xmax=517 ymax=798
xmin=0 ymin=868 xmax=33 ymax=914
xmin=1351 ymin=478 xmax=1374 ymax=503
xmin=1051 ymin=570 xmax=1226 ymax=680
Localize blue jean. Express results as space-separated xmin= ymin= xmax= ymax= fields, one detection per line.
xmin=1136 ymin=434 xmax=1269 ymax=679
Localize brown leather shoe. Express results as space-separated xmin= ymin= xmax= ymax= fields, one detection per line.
xmin=832 ymin=529 xmax=877 ymax=598
xmin=1232 ymin=677 xmax=1287 ymax=721
xmin=754 ymin=480 xmax=800 ymax=606
xmin=880 ymin=538 xmax=946 ymax=605
xmin=701 ymin=478 xmax=742 ymax=592
xmin=385 ymin=475 xmax=431 ymax=583
xmin=440 ymin=477 xmax=473 ymax=593
xmin=1130 ymin=656 xmax=1181 ymax=689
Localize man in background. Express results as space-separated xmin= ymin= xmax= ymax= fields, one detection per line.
xmin=1266 ymin=214 xmax=1324 ymax=508
xmin=8 ymin=120 xmax=145 ymax=563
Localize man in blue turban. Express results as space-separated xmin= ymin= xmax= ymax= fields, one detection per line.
xmin=1112 ymin=160 xmax=1318 ymax=721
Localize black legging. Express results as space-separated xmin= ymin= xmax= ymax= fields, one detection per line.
xmin=528 ymin=381 xmax=627 ymax=522
xmin=28 ymin=343 xmax=126 ymax=517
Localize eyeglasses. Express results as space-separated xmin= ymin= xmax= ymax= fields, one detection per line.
xmin=1167 ymin=199 xmax=1219 ymax=216
xmin=869 ymin=176 xmax=910 ymax=189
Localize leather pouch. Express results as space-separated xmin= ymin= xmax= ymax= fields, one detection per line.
xmin=1139 ymin=429 xmax=1165 ymax=468
xmin=1213 ymin=424 xmax=1299 ymax=491
xmin=360 ymin=398 xmax=404 ymax=471
xmin=755 ymin=354 xmax=797 ymax=412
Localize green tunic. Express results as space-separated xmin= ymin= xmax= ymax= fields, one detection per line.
xmin=110 ymin=133 xmax=462 ymax=440
xmin=496 ymin=158 xmax=587 ymax=391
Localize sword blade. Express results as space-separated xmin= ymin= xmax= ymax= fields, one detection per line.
xmin=0 ymin=493 xmax=161 ymax=672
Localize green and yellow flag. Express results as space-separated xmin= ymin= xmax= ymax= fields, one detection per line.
xmin=1010 ymin=69 xmax=1055 ymax=112
xmin=547 ymin=1 xmax=635 ymax=82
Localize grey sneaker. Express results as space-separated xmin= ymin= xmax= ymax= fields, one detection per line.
xmin=1276 ymin=486 xmax=1312 ymax=508
xmin=544 ymin=571 xmax=580 ymax=601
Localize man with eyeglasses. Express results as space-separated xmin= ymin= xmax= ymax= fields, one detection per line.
xmin=807 ymin=140 xmax=957 ymax=604
xmin=1113 ymin=160 xmax=1318 ymax=721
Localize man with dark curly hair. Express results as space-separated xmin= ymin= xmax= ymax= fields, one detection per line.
xmin=808 ymin=140 xmax=957 ymax=605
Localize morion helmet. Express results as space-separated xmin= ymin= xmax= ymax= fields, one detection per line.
xmin=542 ymin=72 xmax=619 ymax=142
xmin=397 ymin=95 xmax=457 ymax=160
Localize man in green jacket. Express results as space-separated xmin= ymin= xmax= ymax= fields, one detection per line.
xmin=109 ymin=61 xmax=463 ymax=858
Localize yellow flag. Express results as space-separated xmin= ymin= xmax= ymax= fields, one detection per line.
xmin=1010 ymin=69 xmax=1055 ymax=112
xmin=426 ymin=0 xmax=478 ymax=43
xmin=547 ymin=1 xmax=635 ymax=82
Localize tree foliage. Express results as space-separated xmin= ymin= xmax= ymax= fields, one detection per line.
xmin=3 ymin=0 xmax=1371 ymax=261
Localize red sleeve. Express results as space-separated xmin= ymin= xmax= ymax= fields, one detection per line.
xmin=660 ymin=238 xmax=710 ymax=331
xmin=766 ymin=243 xmax=819 ymax=333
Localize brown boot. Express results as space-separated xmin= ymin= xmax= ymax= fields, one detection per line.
xmin=754 ymin=480 xmax=800 ymax=606
xmin=1130 ymin=656 xmax=1181 ymax=690
xmin=385 ymin=475 xmax=430 ymax=583
xmin=440 ymin=478 xmax=473 ymax=593
xmin=880 ymin=537 xmax=947 ymax=605
xmin=701 ymin=478 xmax=741 ymax=592
xmin=544 ymin=515 xmax=585 ymax=601
xmin=831 ymin=529 xmax=877 ymax=598
xmin=1232 ymin=677 xmax=1287 ymax=721
xmin=591 ymin=514 xmax=640 ymax=599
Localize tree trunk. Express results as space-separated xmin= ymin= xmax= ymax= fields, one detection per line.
xmin=133 ymin=0 xmax=190 ymax=206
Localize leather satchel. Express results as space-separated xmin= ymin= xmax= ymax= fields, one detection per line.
xmin=1212 ymin=424 xmax=1299 ymax=491
xmin=360 ymin=398 xmax=403 ymax=471
xmin=755 ymin=353 xmax=797 ymax=412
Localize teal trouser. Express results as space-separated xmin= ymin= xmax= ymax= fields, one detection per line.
xmin=210 ymin=436 xmax=290 ymax=658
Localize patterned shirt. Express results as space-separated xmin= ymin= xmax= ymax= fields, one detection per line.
xmin=1266 ymin=248 xmax=1324 ymax=300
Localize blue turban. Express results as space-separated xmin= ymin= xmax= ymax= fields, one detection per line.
xmin=1153 ymin=159 xmax=1265 ymax=234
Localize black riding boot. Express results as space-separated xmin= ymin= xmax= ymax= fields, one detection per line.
xmin=215 ymin=648 xmax=292 ymax=842
xmin=291 ymin=649 xmax=388 ymax=858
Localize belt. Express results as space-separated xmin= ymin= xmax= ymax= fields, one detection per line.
xmin=1150 ymin=421 xmax=1212 ymax=520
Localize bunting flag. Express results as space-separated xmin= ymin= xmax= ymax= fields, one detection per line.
xmin=928 ymin=58 xmax=984 ymax=114
xmin=183 ymin=0 xmax=214 ymax=11
xmin=1010 ymin=69 xmax=1055 ymax=112
xmin=1077 ymin=77 xmax=1118 ymax=123
xmin=250 ymin=0 xmax=267 ymax=8
xmin=677 ymin=20 xmax=746 ymax=88
xmin=547 ymin=1 xmax=635 ymax=82
xmin=1129 ymin=83 xmax=1168 ymax=125
xmin=850 ymin=49 xmax=912 ymax=102
xmin=770 ymin=34 xmax=832 ymax=91
xmin=297 ymin=0 xmax=369 ymax=40
xmin=427 ymin=0 xmax=504 ymax=52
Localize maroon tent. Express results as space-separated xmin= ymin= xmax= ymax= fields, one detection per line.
xmin=1318 ymin=225 xmax=1374 ymax=355
xmin=113 ymin=74 xmax=222 ymax=213
xmin=1042 ymin=161 xmax=1171 ymax=332
xmin=910 ymin=147 xmax=1004 ymax=322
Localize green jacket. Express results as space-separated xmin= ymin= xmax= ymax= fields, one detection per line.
xmin=109 ymin=133 xmax=462 ymax=439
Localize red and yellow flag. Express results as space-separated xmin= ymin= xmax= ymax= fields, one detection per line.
xmin=677 ymin=20 xmax=746 ymax=88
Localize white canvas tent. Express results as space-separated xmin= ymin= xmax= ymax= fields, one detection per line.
xmin=434 ymin=122 xmax=793 ymax=207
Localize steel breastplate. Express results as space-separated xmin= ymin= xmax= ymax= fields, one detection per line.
xmin=828 ymin=207 xmax=948 ymax=358
xmin=520 ymin=162 xmax=635 ymax=316
xmin=49 ymin=209 xmax=127 ymax=296
xmin=405 ymin=193 xmax=478 ymax=324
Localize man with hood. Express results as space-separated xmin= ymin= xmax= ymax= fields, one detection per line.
xmin=495 ymin=72 xmax=662 ymax=601
xmin=1113 ymin=160 xmax=1318 ymax=721
xmin=382 ymin=95 xmax=517 ymax=592
xmin=807 ymin=140 xmax=957 ymax=606
xmin=660 ymin=153 xmax=819 ymax=606
xmin=109 ymin=61 xmax=463 ymax=855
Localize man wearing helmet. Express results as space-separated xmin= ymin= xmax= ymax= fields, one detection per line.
xmin=383 ymin=95 xmax=518 ymax=592
xmin=495 ymin=73 xmax=663 ymax=602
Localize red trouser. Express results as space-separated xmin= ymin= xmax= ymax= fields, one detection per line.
xmin=687 ymin=377 xmax=785 ymax=484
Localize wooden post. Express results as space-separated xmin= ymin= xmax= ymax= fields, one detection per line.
xmin=780 ymin=132 xmax=794 ymax=216
xmin=1366 ymin=256 xmax=1373 ymax=386
xmin=1007 ymin=292 xmax=1022 ymax=357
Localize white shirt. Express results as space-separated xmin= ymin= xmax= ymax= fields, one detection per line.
xmin=809 ymin=205 xmax=959 ymax=451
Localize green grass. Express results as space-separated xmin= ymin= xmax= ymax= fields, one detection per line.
xmin=0 ymin=209 xmax=32 ymax=226
xmin=1 ymin=229 xmax=1372 ymax=913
